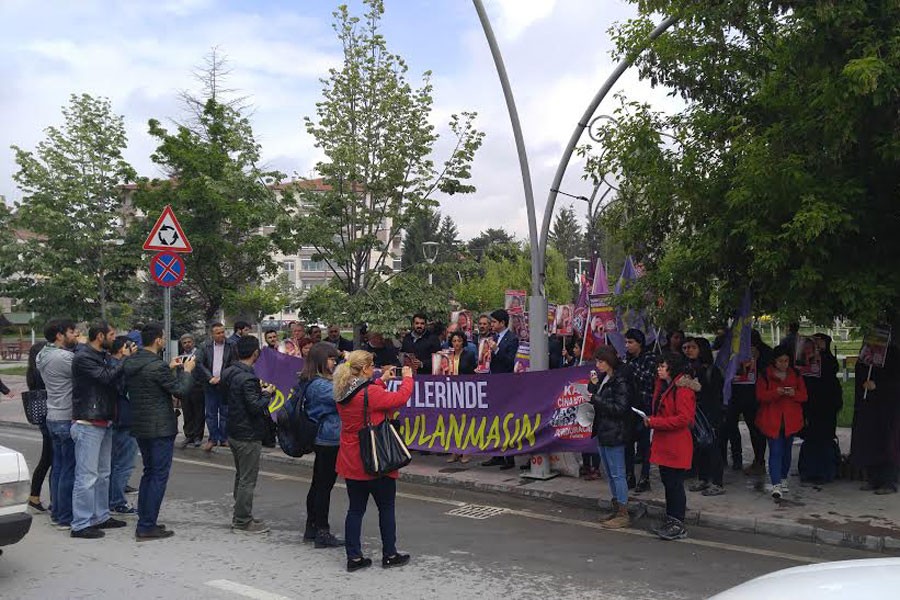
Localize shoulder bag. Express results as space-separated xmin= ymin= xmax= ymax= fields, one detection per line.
xmin=21 ymin=389 xmax=48 ymax=425
xmin=358 ymin=386 xmax=412 ymax=476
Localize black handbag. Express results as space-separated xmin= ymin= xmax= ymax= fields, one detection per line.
xmin=21 ymin=389 xmax=48 ymax=425
xmin=691 ymin=404 xmax=716 ymax=450
xmin=358 ymin=387 xmax=412 ymax=476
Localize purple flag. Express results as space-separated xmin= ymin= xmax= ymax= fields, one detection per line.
xmin=717 ymin=290 xmax=753 ymax=405
xmin=590 ymin=257 xmax=610 ymax=295
xmin=608 ymin=255 xmax=647 ymax=357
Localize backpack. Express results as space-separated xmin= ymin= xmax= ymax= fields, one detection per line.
xmin=691 ymin=404 xmax=716 ymax=450
xmin=276 ymin=382 xmax=319 ymax=457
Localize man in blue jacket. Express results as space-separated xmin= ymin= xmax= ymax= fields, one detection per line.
xmin=482 ymin=309 xmax=519 ymax=470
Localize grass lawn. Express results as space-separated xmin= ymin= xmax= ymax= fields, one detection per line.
xmin=0 ymin=365 xmax=27 ymax=377
xmin=838 ymin=378 xmax=855 ymax=428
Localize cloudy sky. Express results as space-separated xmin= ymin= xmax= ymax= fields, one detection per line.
xmin=0 ymin=0 xmax=680 ymax=241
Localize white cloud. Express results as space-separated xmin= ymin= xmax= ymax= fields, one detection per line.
xmin=491 ymin=0 xmax=557 ymax=40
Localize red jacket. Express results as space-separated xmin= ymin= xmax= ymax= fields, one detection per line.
xmin=755 ymin=366 xmax=808 ymax=439
xmin=648 ymin=375 xmax=696 ymax=470
xmin=336 ymin=377 xmax=414 ymax=481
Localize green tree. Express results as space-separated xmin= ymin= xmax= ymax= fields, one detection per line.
xmin=548 ymin=206 xmax=585 ymax=282
xmin=3 ymin=94 xmax=139 ymax=322
xmin=453 ymin=246 xmax=572 ymax=314
xmin=223 ymin=274 xmax=298 ymax=327
xmin=133 ymin=58 xmax=288 ymax=321
xmin=276 ymin=0 xmax=484 ymax=331
xmin=130 ymin=279 xmax=206 ymax=338
xmin=401 ymin=208 xmax=440 ymax=269
xmin=589 ymin=0 xmax=900 ymax=327
xmin=466 ymin=227 xmax=520 ymax=262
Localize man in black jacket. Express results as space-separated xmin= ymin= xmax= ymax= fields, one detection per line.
xmin=482 ymin=309 xmax=519 ymax=469
xmin=70 ymin=321 xmax=130 ymax=539
xmin=194 ymin=322 xmax=237 ymax=451
xmin=400 ymin=313 xmax=441 ymax=374
xmin=221 ymin=336 xmax=273 ymax=534
xmin=123 ymin=323 xmax=195 ymax=541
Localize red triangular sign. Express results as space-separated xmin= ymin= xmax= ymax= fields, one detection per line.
xmin=142 ymin=205 xmax=192 ymax=253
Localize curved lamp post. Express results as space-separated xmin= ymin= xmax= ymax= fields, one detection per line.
xmin=422 ymin=241 xmax=439 ymax=286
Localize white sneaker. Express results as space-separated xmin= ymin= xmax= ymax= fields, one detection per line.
xmin=781 ymin=480 xmax=790 ymax=493
xmin=771 ymin=483 xmax=783 ymax=499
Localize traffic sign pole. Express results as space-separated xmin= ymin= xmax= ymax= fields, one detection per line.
xmin=163 ymin=287 xmax=172 ymax=362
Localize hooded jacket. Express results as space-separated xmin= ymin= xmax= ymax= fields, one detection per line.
xmin=335 ymin=376 xmax=414 ymax=481
xmin=587 ymin=369 xmax=631 ymax=446
xmin=648 ymin=375 xmax=696 ymax=469
xmin=221 ymin=362 xmax=272 ymax=442
xmin=123 ymin=349 xmax=193 ymax=439
xmin=36 ymin=344 xmax=75 ymax=421
xmin=755 ymin=365 xmax=808 ymax=439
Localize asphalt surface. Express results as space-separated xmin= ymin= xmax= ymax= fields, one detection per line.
xmin=0 ymin=424 xmax=884 ymax=599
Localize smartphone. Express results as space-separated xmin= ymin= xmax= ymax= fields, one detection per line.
xmin=590 ymin=370 xmax=597 ymax=378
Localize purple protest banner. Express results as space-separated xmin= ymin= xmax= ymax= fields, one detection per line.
xmin=255 ymin=347 xmax=304 ymax=415
xmin=255 ymin=349 xmax=597 ymax=457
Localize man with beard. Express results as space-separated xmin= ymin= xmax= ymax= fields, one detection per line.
xmin=70 ymin=321 xmax=131 ymax=538
xmin=401 ymin=313 xmax=441 ymax=375
xmin=264 ymin=329 xmax=281 ymax=352
xmin=37 ymin=319 xmax=80 ymax=530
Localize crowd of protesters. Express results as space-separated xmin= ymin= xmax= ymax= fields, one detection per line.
xmin=11 ymin=309 xmax=899 ymax=564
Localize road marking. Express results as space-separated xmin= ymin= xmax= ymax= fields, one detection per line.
xmin=204 ymin=579 xmax=291 ymax=600
xmin=446 ymin=504 xmax=508 ymax=520
xmin=0 ymin=428 xmax=829 ymax=565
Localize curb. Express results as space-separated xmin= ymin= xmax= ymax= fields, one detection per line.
xmin=2 ymin=418 xmax=896 ymax=554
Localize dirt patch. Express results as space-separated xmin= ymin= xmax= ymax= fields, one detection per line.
xmin=797 ymin=516 xmax=900 ymax=538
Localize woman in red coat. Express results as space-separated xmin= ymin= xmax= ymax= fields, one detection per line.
xmin=643 ymin=352 xmax=696 ymax=541
xmin=334 ymin=350 xmax=415 ymax=572
xmin=755 ymin=346 xmax=807 ymax=500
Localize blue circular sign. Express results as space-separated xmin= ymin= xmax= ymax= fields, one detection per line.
xmin=150 ymin=251 xmax=185 ymax=287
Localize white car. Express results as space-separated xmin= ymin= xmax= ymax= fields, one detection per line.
xmin=712 ymin=558 xmax=900 ymax=598
xmin=0 ymin=444 xmax=32 ymax=555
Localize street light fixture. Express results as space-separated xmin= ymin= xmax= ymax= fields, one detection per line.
xmin=422 ymin=241 xmax=439 ymax=286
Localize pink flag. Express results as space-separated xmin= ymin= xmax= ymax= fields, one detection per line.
xmin=590 ymin=258 xmax=609 ymax=295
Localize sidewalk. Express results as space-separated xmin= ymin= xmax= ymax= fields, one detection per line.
xmin=2 ymin=372 xmax=899 ymax=553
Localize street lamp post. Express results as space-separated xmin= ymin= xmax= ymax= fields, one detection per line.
xmin=570 ymin=257 xmax=589 ymax=286
xmin=422 ymin=241 xmax=439 ymax=286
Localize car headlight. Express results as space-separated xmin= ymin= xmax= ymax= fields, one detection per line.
xmin=0 ymin=481 xmax=30 ymax=508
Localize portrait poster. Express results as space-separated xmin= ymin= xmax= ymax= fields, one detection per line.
xmin=451 ymin=310 xmax=474 ymax=342
xmin=556 ymin=304 xmax=574 ymax=337
xmin=475 ymin=338 xmax=492 ymax=374
xmin=547 ymin=304 xmax=558 ymax=335
xmin=505 ymin=289 xmax=526 ymax=314
xmin=514 ymin=342 xmax=530 ymax=373
xmin=511 ymin=311 xmax=529 ymax=342
xmin=432 ymin=350 xmax=456 ymax=375
xmin=794 ymin=336 xmax=822 ymax=378
xmin=859 ymin=325 xmax=892 ymax=368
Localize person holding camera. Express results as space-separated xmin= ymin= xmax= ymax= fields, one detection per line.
xmin=221 ymin=335 xmax=275 ymax=534
xmin=123 ymin=324 xmax=196 ymax=541
xmin=334 ymin=352 xmax=414 ymax=572
xmin=756 ymin=346 xmax=808 ymax=500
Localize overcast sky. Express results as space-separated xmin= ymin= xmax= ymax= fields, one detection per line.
xmin=0 ymin=0 xmax=680 ymax=241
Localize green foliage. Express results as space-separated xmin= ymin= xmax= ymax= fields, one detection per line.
xmin=466 ymin=228 xmax=520 ymax=262
xmin=453 ymin=246 xmax=573 ymax=314
xmin=2 ymin=94 xmax=139 ymax=322
xmin=590 ymin=0 xmax=900 ymax=328
xmin=130 ymin=278 xmax=206 ymax=338
xmin=133 ymin=94 xmax=287 ymax=321
xmin=548 ymin=206 xmax=585 ymax=283
xmin=222 ymin=274 xmax=298 ymax=326
xmin=276 ymin=0 xmax=484 ymax=301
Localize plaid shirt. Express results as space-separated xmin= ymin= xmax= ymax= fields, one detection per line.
xmin=624 ymin=351 xmax=658 ymax=412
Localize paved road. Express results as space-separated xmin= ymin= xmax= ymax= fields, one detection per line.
xmin=0 ymin=425 xmax=883 ymax=599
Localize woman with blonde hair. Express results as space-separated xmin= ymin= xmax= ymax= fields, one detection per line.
xmin=334 ymin=350 xmax=415 ymax=572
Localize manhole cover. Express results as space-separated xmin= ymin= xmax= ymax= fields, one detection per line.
xmin=446 ymin=504 xmax=508 ymax=520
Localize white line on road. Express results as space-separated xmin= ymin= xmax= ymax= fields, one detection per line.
xmin=204 ymin=579 xmax=291 ymax=600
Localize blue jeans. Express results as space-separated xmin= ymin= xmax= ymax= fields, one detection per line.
xmin=204 ymin=388 xmax=228 ymax=444
xmin=136 ymin=436 xmax=175 ymax=533
xmin=599 ymin=444 xmax=629 ymax=504
xmin=71 ymin=422 xmax=113 ymax=531
xmin=345 ymin=478 xmax=397 ymax=559
xmin=47 ymin=419 xmax=75 ymax=526
xmin=109 ymin=426 xmax=138 ymax=509
xmin=768 ymin=434 xmax=794 ymax=486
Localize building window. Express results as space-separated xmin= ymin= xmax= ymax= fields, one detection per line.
xmin=282 ymin=260 xmax=295 ymax=272
xmin=302 ymin=280 xmax=326 ymax=291
xmin=301 ymin=259 xmax=326 ymax=272
xmin=392 ymin=258 xmax=402 ymax=271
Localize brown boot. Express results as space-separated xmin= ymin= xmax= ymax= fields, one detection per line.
xmin=598 ymin=499 xmax=619 ymax=522
xmin=601 ymin=505 xmax=631 ymax=529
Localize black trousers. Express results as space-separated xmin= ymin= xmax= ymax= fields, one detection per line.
xmin=306 ymin=444 xmax=339 ymax=530
xmin=659 ymin=466 xmax=687 ymax=522
xmin=868 ymin=463 xmax=899 ymax=489
xmin=181 ymin=385 xmax=206 ymax=442
xmin=697 ymin=412 xmax=725 ymax=486
xmin=30 ymin=421 xmax=53 ymax=498
xmin=723 ymin=387 xmax=766 ymax=465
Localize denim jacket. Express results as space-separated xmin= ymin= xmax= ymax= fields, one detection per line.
xmin=300 ymin=377 xmax=340 ymax=446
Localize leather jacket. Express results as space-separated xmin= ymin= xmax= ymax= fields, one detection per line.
xmin=71 ymin=345 xmax=124 ymax=422
xmin=222 ymin=362 xmax=272 ymax=442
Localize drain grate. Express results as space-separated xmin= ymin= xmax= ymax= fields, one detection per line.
xmin=446 ymin=504 xmax=508 ymax=520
